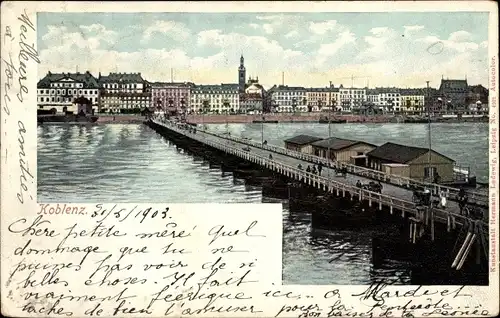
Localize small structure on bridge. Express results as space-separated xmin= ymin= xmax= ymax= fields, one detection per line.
xmin=284 ymin=134 xmax=322 ymax=154
xmin=366 ymin=142 xmax=455 ymax=182
xmin=310 ymin=137 xmax=376 ymax=166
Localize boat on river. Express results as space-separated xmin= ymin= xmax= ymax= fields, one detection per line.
xmin=318 ymin=116 xmax=347 ymax=124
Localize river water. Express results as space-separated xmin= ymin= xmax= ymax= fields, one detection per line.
xmin=37 ymin=122 xmax=488 ymax=285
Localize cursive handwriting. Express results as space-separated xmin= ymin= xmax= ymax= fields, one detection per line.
xmin=3 ymin=204 xmax=285 ymax=317
xmin=2 ymin=51 xmax=16 ymax=116
xmin=208 ymin=220 xmax=265 ymax=245
xmin=17 ymin=120 xmax=33 ymax=204
xmin=16 ymin=9 xmax=40 ymax=103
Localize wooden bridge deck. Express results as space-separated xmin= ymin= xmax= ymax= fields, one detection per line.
xmin=150 ymin=118 xmax=488 ymax=230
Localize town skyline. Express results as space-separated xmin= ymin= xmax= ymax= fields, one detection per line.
xmin=38 ymin=12 xmax=490 ymax=89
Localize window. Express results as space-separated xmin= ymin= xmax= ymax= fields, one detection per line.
xmin=424 ymin=167 xmax=437 ymax=178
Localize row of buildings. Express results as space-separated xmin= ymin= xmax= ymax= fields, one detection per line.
xmin=37 ymin=56 xmax=489 ymax=115
xmin=284 ymin=134 xmax=459 ymax=184
xmin=266 ymin=80 xmax=489 ymax=114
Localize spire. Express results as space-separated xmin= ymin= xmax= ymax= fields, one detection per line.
xmin=240 ymin=54 xmax=244 ymax=66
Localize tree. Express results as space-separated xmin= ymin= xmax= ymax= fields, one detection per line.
xmin=292 ymin=98 xmax=298 ymax=113
xmin=386 ymin=99 xmax=394 ymax=114
xmin=222 ymin=100 xmax=230 ymax=111
xmin=317 ymin=100 xmax=323 ymax=112
xmin=180 ymin=98 xmax=186 ymax=120
xmin=202 ymin=100 xmax=210 ymax=114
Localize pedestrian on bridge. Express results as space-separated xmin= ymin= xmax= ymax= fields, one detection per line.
xmin=312 ymin=165 xmax=318 ymax=175
xmin=318 ymin=162 xmax=323 ymax=176
xmin=306 ymin=165 xmax=311 ymax=173
xmin=458 ymin=187 xmax=468 ymax=215
xmin=439 ymin=190 xmax=447 ymax=209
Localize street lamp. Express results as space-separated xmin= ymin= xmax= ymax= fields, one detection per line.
xmin=261 ymin=114 xmax=265 ymax=145
xmin=426 ymin=81 xmax=433 ymax=183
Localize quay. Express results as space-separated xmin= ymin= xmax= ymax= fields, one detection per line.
xmin=146 ymin=117 xmax=489 ymax=282
xmin=184 ymin=113 xmax=489 ymax=124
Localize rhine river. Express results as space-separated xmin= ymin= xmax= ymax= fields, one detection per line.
xmin=38 ymin=122 xmax=488 ymax=285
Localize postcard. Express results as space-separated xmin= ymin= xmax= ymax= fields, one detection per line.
xmin=1 ymin=1 xmax=499 ymax=317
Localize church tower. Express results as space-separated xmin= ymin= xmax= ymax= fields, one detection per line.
xmin=238 ymin=55 xmax=246 ymax=93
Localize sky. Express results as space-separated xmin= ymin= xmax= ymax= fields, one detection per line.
xmin=37 ymin=12 xmax=490 ymax=89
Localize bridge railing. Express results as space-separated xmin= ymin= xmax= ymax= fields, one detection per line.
xmin=153 ymin=118 xmax=487 ymax=229
xmin=198 ymin=127 xmax=488 ymax=207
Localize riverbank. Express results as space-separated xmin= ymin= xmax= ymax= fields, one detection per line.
xmin=96 ymin=115 xmax=146 ymax=124
xmin=185 ymin=113 xmax=489 ymax=124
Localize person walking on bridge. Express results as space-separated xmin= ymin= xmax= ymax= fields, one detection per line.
xmin=306 ymin=165 xmax=311 ymax=173
xmin=318 ymin=162 xmax=323 ymax=176
xmin=458 ymin=187 xmax=468 ymax=215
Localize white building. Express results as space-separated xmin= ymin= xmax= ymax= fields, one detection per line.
xmin=37 ymin=71 xmax=100 ymax=113
xmin=338 ymin=86 xmax=366 ymax=112
xmin=365 ymin=89 xmax=380 ymax=106
xmin=190 ymin=84 xmax=240 ymax=114
xmin=98 ymin=72 xmax=150 ymax=112
xmin=375 ymin=88 xmax=401 ymax=113
xmin=267 ymin=85 xmax=307 ymax=113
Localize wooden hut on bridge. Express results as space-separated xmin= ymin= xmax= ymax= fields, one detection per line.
xmin=310 ymin=137 xmax=376 ymax=166
xmin=366 ymin=142 xmax=455 ymax=182
xmin=284 ymin=134 xmax=323 ymax=154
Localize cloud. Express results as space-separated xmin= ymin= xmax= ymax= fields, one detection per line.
xmin=403 ymin=25 xmax=424 ymax=37
xmin=316 ymin=30 xmax=356 ymax=65
xmin=250 ymin=14 xmax=303 ymax=36
xmin=285 ymin=30 xmax=299 ymax=38
xmin=41 ymin=24 xmax=117 ymax=51
xmin=309 ymin=20 xmax=339 ymax=35
xmin=357 ymin=27 xmax=398 ymax=60
xmin=38 ymin=17 xmax=488 ymax=89
xmin=448 ymin=30 xmax=472 ymax=42
xmin=415 ymin=31 xmax=480 ymax=53
xmin=141 ymin=20 xmax=190 ymax=43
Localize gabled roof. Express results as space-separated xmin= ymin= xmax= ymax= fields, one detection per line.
xmin=150 ymin=82 xmax=194 ymax=88
xmin=37 ymin=71 xmax=99 ymax=89
xmin=366 ymin=142 xmax=455 ymax=164
xmin=311 ymin=137 xmax=376 ymax=150
xmin=439 ymin=79 xmax=468 ymax=90
xmin=98 ymin=72 xmax=144 ymax=84
xmin=284 ymin=134 xmax=323 ymax=145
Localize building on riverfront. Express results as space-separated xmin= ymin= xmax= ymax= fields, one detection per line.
xmin=267 ymin=85 xmax=308 ymax=112
xmin=310 ymin=138 xmax=377 ymax=166
xmin=437 ymin=78 xmax=469 ymax=112
xmin=190 ymin=84 xmax=240 ymax=114
xmin=37 ymin=71 xmax=100 ymax=113
xmin=374 ymin=87 xmax=402 ymax=113
xmin=240 ymin=77 xmax=265 ymax=113
xmin=338 ymin=86 xmax=366 ymax=112
xmin=366 ymin=142 xmax=456 ymax=183
xmin=98 ymin=72 xmax=150 ymax=112
xmin=466 ymin=84 xmax=489 ymax=114
xmin=150 ymin=82 xmax=193 ymax=114
xmin=400 ymin=88 xmax=426 ymax=115
xmin=284 ymin=135 xmax=323 ymax=154
xmin=305 ymin=86 xmax=339 ymax=112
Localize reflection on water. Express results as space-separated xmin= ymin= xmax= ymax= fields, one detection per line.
xmin=38 ymin=123 xmax=488 ymax=285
